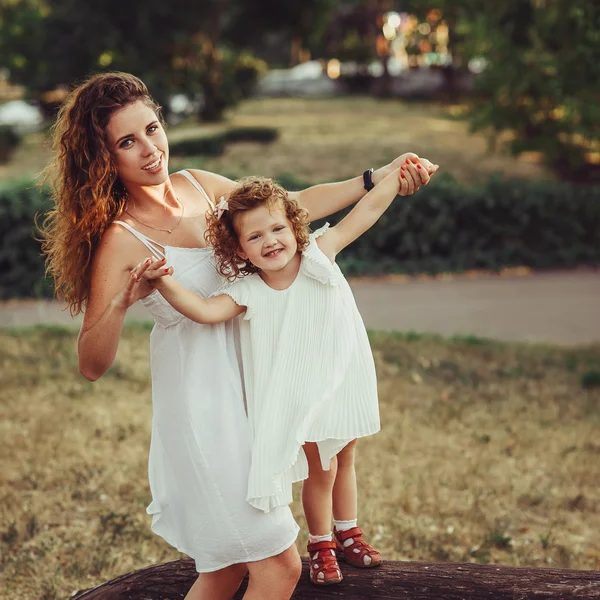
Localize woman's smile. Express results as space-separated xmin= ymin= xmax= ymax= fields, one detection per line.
xmin=142 ymin=155 xmax=163 ymax=172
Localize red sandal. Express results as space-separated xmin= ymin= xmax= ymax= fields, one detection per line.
xmin=334 ymin=526 xmax=382 ymax=568
xmin=307 ymin=540 xmax=343 ymax=585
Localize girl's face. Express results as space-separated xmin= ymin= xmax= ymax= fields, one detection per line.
xmin=106 ymin=100 xmax=169 ymax=187
xmin=235 ymin=204 xmax=299 ymax=273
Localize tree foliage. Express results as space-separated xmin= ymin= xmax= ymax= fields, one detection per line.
xmin=0 ymin=0 xmax=337 ymax=120
xmin=457 ymin=0 xmax=600 ymax=180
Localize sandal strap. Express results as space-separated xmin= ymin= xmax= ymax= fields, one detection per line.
xmin=307 ymin=540 xmax=338 ymax=553
xmin=335 ymin=526 xmax=364 ymax=543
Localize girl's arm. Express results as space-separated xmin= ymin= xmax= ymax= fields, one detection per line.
xmin=317 ymin=168 xmax=404 ymax=261
xmin=136 ymin=259 xmax=245 ymax=325
xmin=290 ymin=153 xmax=438 ymax=220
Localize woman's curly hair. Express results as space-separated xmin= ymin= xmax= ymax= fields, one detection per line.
xmin=205 ymin=177 xmax=310 ymax=281
xmin=39 ymin=72 xmax=164 ymax=315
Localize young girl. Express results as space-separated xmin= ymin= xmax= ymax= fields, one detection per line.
xmin=135 ymin=163 xmax=429 ymax=586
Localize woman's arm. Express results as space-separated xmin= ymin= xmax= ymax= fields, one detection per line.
xmin=317 ymin=168 xmax=404 ymax=260
xmin=138 ymin=260 xmax=245 ymax=325
xmin=78 ymin=228 xmax=156 ymax=381
xmin=291 ymin=153 xmax=438 ymax=220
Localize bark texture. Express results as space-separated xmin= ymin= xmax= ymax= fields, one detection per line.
xmin=71 ymin=558 xmax=600 ymax=599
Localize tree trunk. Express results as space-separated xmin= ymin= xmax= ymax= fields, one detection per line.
xmin=72 ymin=558 xmax=600 ymax=599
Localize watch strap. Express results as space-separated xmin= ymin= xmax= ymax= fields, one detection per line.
xmin=363 ymin=168 xmax=375 ymax=191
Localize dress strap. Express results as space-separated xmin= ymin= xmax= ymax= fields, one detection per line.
xmin=113 ymin=220 xmax=166 ymax=260
xmin=177 ymin=170 xmax=216 ymax=211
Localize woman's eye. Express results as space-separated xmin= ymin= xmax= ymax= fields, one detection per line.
xmin=120 ymin=138 xmax=133 ymax=149
xmin=148 ymin=125 xmax=158 ymax=134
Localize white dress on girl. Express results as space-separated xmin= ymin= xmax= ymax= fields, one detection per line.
xmin=217 ymin=225 xmax=381 ymax=513
xmin=113 ymin=170 xmax=299 ymax=573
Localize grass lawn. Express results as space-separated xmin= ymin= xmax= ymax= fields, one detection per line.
xmin=1 ymin=326 xmax=598 ymax=598
xmin=0 ymin=97 xmax=552 ymax=185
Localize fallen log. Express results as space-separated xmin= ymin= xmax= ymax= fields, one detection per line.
xmin=71 ymin=557 xmax=600 ymax=599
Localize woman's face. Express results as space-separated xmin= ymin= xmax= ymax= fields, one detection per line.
xmin=106 ymin=100 xmax=169 ymax=187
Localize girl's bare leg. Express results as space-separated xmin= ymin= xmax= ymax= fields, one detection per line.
xmin=185 ymin=563 xmax=248 ymax=600
xmin=332 ymin=439 xmax=358 ymax=521
xmin=243 ymin=544 xmax=302 ymax=600
xmin=302 ymin=442 xmax=338 ymax=536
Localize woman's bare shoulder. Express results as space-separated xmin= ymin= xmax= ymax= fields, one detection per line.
xmin=181 ymin=168 xmax=237 ymax=197
xmin=96 ymin=222 xmax=149 ymax=269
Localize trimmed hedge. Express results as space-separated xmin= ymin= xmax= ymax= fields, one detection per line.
xmin=0 ymin=179 xmax=53 ymax=299
xmin=0 ymin=173 xmax=599 ymax=299
xmin=280 ymin=173 xmax=600 ymax=276
xmin=170 ymin=127 xmax=279 ymax=158
xmin=0 ymin=125 xmax=21 ymax=164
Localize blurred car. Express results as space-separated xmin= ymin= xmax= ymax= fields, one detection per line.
xmin=256 ymin=61 xmax=340 ymax=97
xmin=0 ymin=100 xmax=44 ymax=133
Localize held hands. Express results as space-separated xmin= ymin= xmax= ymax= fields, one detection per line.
xmin=129 ymin=257 xmax=173 ymax=290
xmin=374 ymin=153 xmax=439 ymax=197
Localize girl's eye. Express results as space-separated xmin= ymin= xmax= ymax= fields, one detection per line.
xmin=120 ymin=138 xmax=133 ymax=149
xmin=249 ymin=235 xmax=259 ymax=241
xmin=274 ymin=226 xmax=284 ymax=232
xmin=148 ymin=125 xmax=158 ymax=134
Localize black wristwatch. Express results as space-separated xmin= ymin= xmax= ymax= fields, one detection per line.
xmin=363 ymin=168 xmax=375 ymax=191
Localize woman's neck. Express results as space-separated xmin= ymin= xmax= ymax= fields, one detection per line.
xmin=124 ymin=179 xmax=179 ymax=214
xmin=259 ymin=252 xmax=302 ymax=291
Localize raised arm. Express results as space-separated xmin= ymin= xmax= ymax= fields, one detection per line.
xmin=317 ymin=168 xmax=404 ymax=260
xmin=291 ymin=153 xmax=438 ymax=220
xmin=136 ymin=259 xmax=245 ymax=325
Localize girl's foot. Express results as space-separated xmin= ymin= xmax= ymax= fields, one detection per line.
xmin=306 ymin=540 xmax=343 ymax=585
xmin=334 ymin=526 xmax=382 ymax=568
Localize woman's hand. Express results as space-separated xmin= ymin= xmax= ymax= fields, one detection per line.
xmin=113 ymin=257 xmax=172 ymax=309
xmin=134 ymin=257 xmax=174 ymax=289
xmin=374 ymin=153 xmax=439 ymax=194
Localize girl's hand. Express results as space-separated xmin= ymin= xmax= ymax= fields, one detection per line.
xmin=374 ymin=153 xmax=439 ymax=193
xmin=131 ymin=257 xmax=173 ymax=289
xmin=111 ymin=257 xmax=162 ymax=310
xmin=397 ymin=156 xmax=440 ymax=195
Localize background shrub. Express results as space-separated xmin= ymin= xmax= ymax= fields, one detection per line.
xmin=0 ymin=125 xmax=21 ymax=164
xmin=1 ymin=174 xmax=599 ymax=299
xmin=170 ymin=127 xmax=279 ymax=158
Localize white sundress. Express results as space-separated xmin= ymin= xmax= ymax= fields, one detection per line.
xmin=113 ymin=170 xmax=299 ymax=573
xmin=217 ymin=225 xmax=381 ymax=513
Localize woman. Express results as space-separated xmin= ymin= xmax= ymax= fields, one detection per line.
xmin=41 ymin=72 xmax=437 ymax=600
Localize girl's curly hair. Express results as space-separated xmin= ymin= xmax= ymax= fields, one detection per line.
xmin=205 ymin=177 xmax=310 ymax=281
xmin=39 ymin=72 xmax=164 ymax=316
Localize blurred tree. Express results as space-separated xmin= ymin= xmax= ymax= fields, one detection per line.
xmin=225 ymin=0 xmax=337 ymax=67
xmin=457 ymin=0 xmax=600 ymax=181
xmin=0 ymin=0 xmax=209 ymax=108
xmin=0 ymin=0 xmax=336 ymax=121
xmin=402 ymin=0 xmax=600 ymax=181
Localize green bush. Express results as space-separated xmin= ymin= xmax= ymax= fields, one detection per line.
xmin=287 ymin=173 xmax=600 ymax=276
xmin=0 ymin=125 xmax=21 ymax=164
xmin=170 ymin=127 xmax=279 ymax=157
xmin=0 ymin=179 xmax=52 ymax=299
xmin=1 ymin=173 xmax=599 ymax=299
xmin=223 ymin=127 xmax=279 ymax=144
xmin=170 ymin=135 xmax=227 ymax=157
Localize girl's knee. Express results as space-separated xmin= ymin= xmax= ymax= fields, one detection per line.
xmin=337 ymin=439 xmax=357 ymax=466
xmin=304 ymin=443 xmax=337 ymax=481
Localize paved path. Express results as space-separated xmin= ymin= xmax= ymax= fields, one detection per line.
xmin=1 ymin=270 xmax=598 ymax=346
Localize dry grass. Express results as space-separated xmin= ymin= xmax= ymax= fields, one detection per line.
xmin=0 ymin=97 xmax=552 ymax=185
xmin=1 ymin=325 xmax=599 ymax=598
